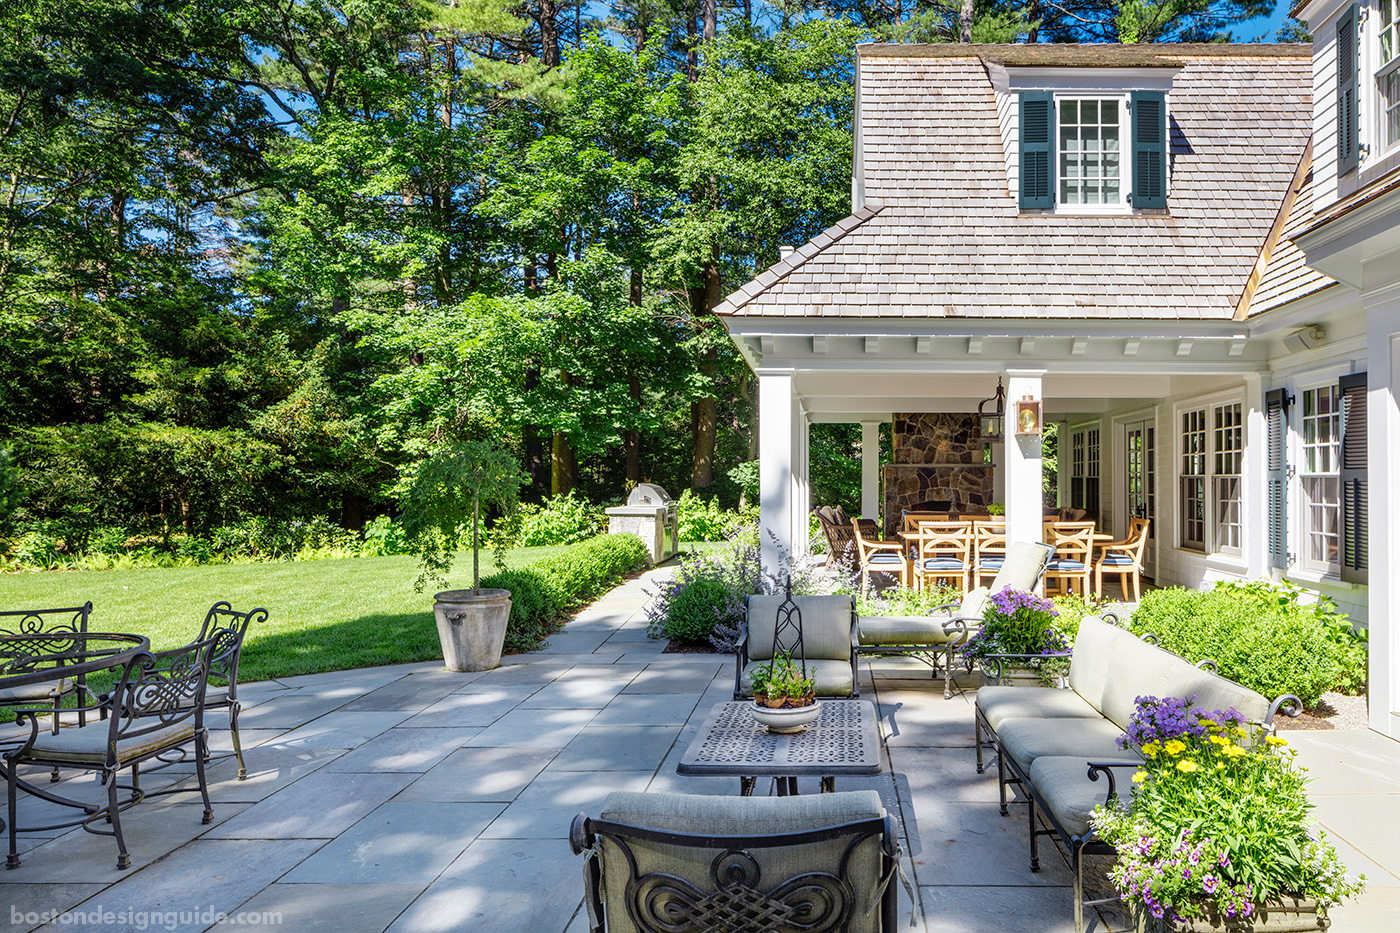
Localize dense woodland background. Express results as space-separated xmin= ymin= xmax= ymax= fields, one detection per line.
xmin=0 ymin=0 xmax=1304 ymax=553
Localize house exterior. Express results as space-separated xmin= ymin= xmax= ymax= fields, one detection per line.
xmin=716 ymin=36 xmax=1400 ymax=739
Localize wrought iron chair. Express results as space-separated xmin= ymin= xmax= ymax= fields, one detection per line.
xmin=571 ymin=789 xmax=904 ymax=933
xmin=4 ymin=633 xmax=219 ymax=870
xmin=851 ymin=519 xmax=908 ymax=597
xmin=1093 ymin=519 xmax=1151 ymax=601
xmin=0 ymin=604 xmax=93 ymax=740
xmin=734 ymin=593 xmax=859 ymax=700
xmin=187 ymin=602 xmax=268 ymax=780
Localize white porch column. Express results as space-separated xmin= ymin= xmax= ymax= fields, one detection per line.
xmin=1240 ymin=373 xmax=1270 ymax=580
xmin=1004 ymin=369 xmax=1046 ymax=548
xmin=793 ymin=398 xmax=810 ymax=559
xmin=1055 ymin=419 xmax=1070 ymax=508
xmin=1364 ymin=283 xmax=1400 ymax=737
xmin=759 ymin=370 xmax=797 ymax=582
xmin=861 ymin=421 xmax=881 ymax=521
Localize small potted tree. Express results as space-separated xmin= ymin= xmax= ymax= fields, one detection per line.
xmin=401 ymin=440 xmax=524 ymax=672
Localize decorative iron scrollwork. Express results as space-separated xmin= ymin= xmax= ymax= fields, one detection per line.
xmin=626 ymin=848 xmax=851 ymax=933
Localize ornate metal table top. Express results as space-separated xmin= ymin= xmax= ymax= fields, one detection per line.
xmin=0 ymin=632 xmax=150 ymax=690
xmin=677 ymin=700 xmax=882 ymax=777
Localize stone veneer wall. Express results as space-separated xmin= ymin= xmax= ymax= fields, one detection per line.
xmin=882 ymin=413 xmax=995 ymax=537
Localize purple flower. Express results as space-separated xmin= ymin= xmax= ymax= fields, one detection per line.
xmin=1202 ymin=875 xmax=1219 ymax=894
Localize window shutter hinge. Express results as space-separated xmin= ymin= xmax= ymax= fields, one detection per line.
xmin=1359 ymin=6 xmax=1369 ymax=24
xmin=1286 ymin=465 xmax=1297 ymax=480
xmin=1360 ymin=143 xmax=1371 ymax=161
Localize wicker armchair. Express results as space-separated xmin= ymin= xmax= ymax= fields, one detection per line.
xmin=813 ymin=506 xmax=856 ymax=568
xmin=571 ymin=790 xmax=903 ymax=933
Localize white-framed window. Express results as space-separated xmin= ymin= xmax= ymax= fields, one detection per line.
xmin=1300 ymin=385 xmax=1341 ymax=573
xmin=1213 ymin=404 xmax=1243 ymax=553
xmin=1058 ymin=98 xmax=1123 ymax=207
xmin=1179 ymin=409 xmax=1207 ymax=551
xmin=1176 ymin=399 xmax=1243 ymax=554
xmin=1376 ymin=0 xmax=1400 ymax=154
xmin=1070 ymin=425 xmax=1101 ymax=514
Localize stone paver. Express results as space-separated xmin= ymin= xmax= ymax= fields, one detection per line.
xmin=3 ymin=563 xmax=1396 ymax=933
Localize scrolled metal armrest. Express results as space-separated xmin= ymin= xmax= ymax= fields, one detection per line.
xmin=1195 ymin=658 xmax=1219 ymax=673
xmin=1086 ymin=761 xmax=1142 ymax=801
xmin=1266 ymin=694 xmax=1303 ymax=725
xmin=569 ymin=812 xmax=594 ymax=854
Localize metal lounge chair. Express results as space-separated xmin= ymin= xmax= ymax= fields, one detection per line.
xmin=0 ymin=604 xmax=94 ymax=740
xmin=858 ymin=540 xmax=1054 ymax=698
xmin=734 ymin=594 xmax=859 ymax=700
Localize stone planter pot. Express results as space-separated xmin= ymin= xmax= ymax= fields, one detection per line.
xmin=750 ymin=696 xmax=820 ymax=733
xmin=1133 ymin=898 xmax=1329 ymax=933
xmin=433 ymin=589 xmax=512 ymax=672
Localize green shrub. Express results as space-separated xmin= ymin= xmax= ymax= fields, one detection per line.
xmin=361 ymin=516 xmax=409 ymax=556
xmin=1049 ymin=592 xmax=1106 ymax=644
xmin=1127 ymin=581 xmax=1348 ymax=706
xmin=674 ymin=491 xmax=750 ymax=542
xmin=482 ymin=533 xmax=649 ymax=652
xmin=511 ymin=491 xmax=605 ymax=547
xmin=663 ymin=577 xmax=735 ymax=644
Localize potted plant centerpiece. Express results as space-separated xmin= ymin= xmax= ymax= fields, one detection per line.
xmin=1092 ymin=696 xmax=1364 ymax=932
xmin=749 ymin=654 xmax=819 ymax=733
xmin=960 ymin=587 xmax=1069 ymax=687
xmin=401 ymin=440 xmax=524 ymax=672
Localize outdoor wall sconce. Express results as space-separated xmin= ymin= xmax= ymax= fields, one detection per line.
xmin=1015 ymin=395 xmax=1042 ymax=436
xmin=978 ymin=378 xmax=1006 ymax=443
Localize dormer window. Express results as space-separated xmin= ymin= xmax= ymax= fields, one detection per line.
xmin=1018 ymin=90 xmax=1167 ymax=213
xmin=1059 ymin=99 xmax=1122 ymax=206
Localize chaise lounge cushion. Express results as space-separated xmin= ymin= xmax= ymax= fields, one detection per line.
xmin=858 ymin=614 xmax=967 ymax=647
xmin=995 ymin=716 xmax=1138 ymax=773
xmin=976 ymin=686 xmax=1102 ymax=731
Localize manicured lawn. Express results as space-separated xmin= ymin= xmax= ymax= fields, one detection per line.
xmin=0 ymin=547 xmax=571 ymax=686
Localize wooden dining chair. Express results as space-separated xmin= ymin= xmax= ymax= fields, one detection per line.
xmin=1042 ymin=521 xmax=1095 ymax=597
xmin=1094 ymin=519 xmax=1151 ymax=601
xmin=901 ymin=511 xmax=950 ymax=534
xmin=910 ymin=521 xmax=973 ymax=594
xmin=972 ymin=521 xmax=1008 ymax=588
xmin=852 ymin=519 xmax=909 ymax=597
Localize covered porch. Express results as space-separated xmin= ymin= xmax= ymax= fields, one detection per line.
xmin=742 ymin=321 xmax=1270 ymax=587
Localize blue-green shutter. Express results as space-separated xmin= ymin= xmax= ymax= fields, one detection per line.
xmin=1339 ymin=373 xmax=1367 ymax=583
xmin=1337 ymin=3 xmax=1359 ymax=175
xmin=1131 ymin=91 xmax=1167 ymax=209
xmin=1266 ymin=389 xmax=1291 ymax=569
xmin=1019 ymin=91 xmax=1054 ymax=210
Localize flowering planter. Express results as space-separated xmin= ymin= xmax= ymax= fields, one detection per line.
xmin=977 ymin=660 xmax=1065 ymax=689
xmin=1133 ymin=898 xmax=1329 ymax=932
xmin=751 ymin=695 xmax=820 ymax=733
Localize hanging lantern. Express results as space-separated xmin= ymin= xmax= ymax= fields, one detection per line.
xmin=978 ymin=377 xmax=1006 ymax=443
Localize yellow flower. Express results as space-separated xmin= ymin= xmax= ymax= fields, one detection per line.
xmin=1199 ymin=718 xmax=1215 ymax=728
xmin=1132 ymin=770 xmax=1148 ymax=783
xmin=1233 ymin=726 xmax=1250 ymax=738
xmin=1209 ymin=735 xmax=1229 ymax=746
xmin=1265 ymin=735 xmax=1288 ymax=747
xmin=1177 ymin=759 xmax=1199 ymax=773
xmin=1224 ymin=745 xmax=1246 ymax=759
xmin=1163 ymin=739 xmax=1186 ymax=756
xmin=1142 ymin=742 xmax=1160 ymax=758
xmin=1216 ymin=762 xmax=1225 ymax=769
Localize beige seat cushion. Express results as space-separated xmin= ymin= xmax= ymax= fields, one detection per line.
xmin=976 ymin=686 xmax=1101 ymax=731
xmin=0 ymin=679 xmax=69 ymax=703
xmin=995 ymin=716 xmax=1137 ymax=774
xmin=1163 ymin=663 xmax=1270 ymax=724
xmin=29 ymin=721 xmax=196 ymax=765
xmin=738 ymin=658 xmax=854 ymax=698
xmin=1029 ymin=756 xmax=1139 ymax=839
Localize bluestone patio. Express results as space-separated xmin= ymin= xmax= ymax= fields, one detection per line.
xmin=2 ymin=567 xmax=1396 ymax=932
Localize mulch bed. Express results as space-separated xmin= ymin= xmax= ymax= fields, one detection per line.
xmin=663 ymin=640 xmax=720 ymax=654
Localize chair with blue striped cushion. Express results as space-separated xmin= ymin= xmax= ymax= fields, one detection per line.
xmin=973 ymin=522 xmax=1007 ymax=588
xmin=1042 ymin=521 xmax=1095 ymax=598
xmin=1093 ymin=519 xmax=1150 ymax=601
xmin=910 ymin=521 xmax=973 ymax=594
xmin=852 ymin=519 xmax=909 ymax=597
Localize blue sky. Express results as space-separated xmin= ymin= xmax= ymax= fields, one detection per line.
xmin=1246 ymin=0 xmax=1298 ymax=42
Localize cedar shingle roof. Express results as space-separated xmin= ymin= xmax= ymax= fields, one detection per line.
xmin=717 ymin=45 xmax=1313 ymax=321
xmin=1247 ymin=158 xmax=1338 ymax=317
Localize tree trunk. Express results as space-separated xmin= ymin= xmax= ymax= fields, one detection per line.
xmin=551 ymin=430 xmax=576 ymax=495
xmin=539 ymin=0 xmax=561 ymax=68
xmin=960 ymin=0 xmax=974 ymax=43
xmin=702 ymin=0 xmax=716 ymax=40
xmin=686 ymin=6 xmax=698 ymax=82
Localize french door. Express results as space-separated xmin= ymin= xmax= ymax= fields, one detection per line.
xmin=1124 ymin=419 xmax=1156 ymax=579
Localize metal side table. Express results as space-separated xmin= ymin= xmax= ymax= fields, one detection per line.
xmin=677 ymin=699 xmax=882 ymax=795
